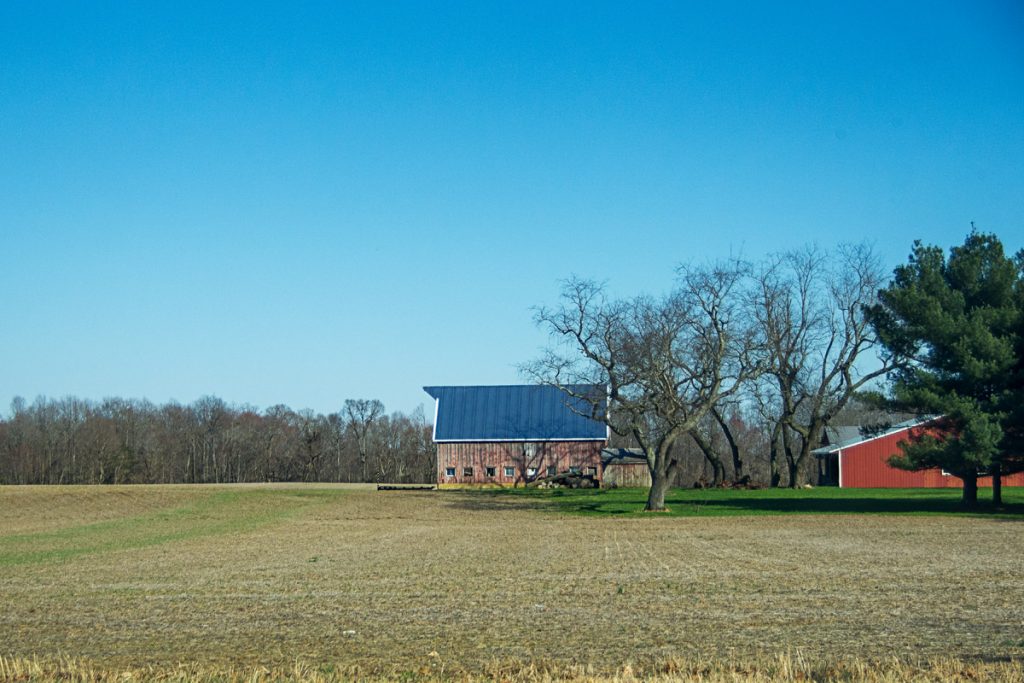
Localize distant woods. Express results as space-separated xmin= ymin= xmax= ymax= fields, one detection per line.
xmin=0 ymin=396 xmax=435 ymax=485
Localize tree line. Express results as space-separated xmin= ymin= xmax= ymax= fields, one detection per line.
xmin=3 ymin=232 xmax=1018 ymax=506
xmin=0 ymin=396 xmax=435 ymax=485
xmin=528 ymin=231 xmax=1022 ymax=509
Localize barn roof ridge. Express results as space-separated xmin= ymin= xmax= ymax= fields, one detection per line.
xmin=424 ymin=382 xmax=602 ymax=391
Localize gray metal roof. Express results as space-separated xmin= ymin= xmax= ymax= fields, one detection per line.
xmin=812 ymin=416 xmax=940 ymax=456
xmin=423 ymin=384 xmax=607 ymax=442
xmin=823 ymin=425 xmax=862 ymax=447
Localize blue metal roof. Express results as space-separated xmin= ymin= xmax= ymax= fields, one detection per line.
xmin=423 ymin=385 xmax=607 ymax=442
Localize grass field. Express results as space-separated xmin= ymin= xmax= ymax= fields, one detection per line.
xmin=1 ymin=485 xmax=1022 ymax=680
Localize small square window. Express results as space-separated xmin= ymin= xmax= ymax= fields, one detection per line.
xmin=546 ymin=465 xmax=557 ymax=477
xmin=527 ymin=467 xmax=537 ymax=477
xmin=503 ymin=466 xmax=515 ymax=477
xmin=445 ymin=467 xmax=456 ymax=477
xmin=463 ymin=466 xmax=474 ymax=477
xmin=569 ymin=466 xmax=582 ymax=475
xmin=485 ymin=466 xmax=496 ymax=477
xmin=584 ymin=466 xmax=597 ymax=476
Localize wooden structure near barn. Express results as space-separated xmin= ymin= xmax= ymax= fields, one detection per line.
xmin=813 ymin=417 xmax=1024 ymax=488
xmin=601 ymin=448 xmax=652 ymax=488
xmin=424 ymin=385 xmax=608 ymax=487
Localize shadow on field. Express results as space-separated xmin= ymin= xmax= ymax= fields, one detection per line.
xmin=682 ymin=495 xmax=1024 ymax=517
xmin=439 ymin=489 xmax=560 ymax=513
xmin=438 ymin=488 xmax=643 ymax=515
xmin=438 ymin=487 xmax=1024 ymax=519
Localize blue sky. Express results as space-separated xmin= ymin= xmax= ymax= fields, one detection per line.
xmin=2 ymin=2 xmax=1022 ymax=417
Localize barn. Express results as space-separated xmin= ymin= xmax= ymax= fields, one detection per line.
xmin=813 ymin=418 xmax=1024 ymax=488
xmin=424 ymin=384 xmax=608 ymax=487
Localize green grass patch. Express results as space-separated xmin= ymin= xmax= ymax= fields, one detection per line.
xmin=455 ymin=485 xmax=1024 ymax=518
xmin=0 ymin=488 xmax=343 ymax=567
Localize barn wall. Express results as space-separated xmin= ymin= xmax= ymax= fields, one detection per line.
xmin=839 ymin=428 xmax=1024 ymax=488
xmin=437 ymin=441 xmax=604 ymax=486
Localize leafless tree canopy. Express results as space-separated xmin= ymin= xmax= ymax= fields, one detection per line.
xmin=343 ymin=398 xmax=385 ymax=481
xmin=0 ymin=396 xmax=435 ymax=485
xmin=752 ymin=244 xmax=894 ymax=486
xmin=525 ymin=259 xmax=765 ymax=510
xmin=527 ymin=244 xmax=892 ymax=499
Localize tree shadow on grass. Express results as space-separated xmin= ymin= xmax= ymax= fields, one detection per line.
xmin=440 ymin=487 xmax=1024 ymax=519
xmin=439 ymin=490 xmax=538 ymax=512
xmin=440 ymin=488 xmax=635 ymax=514
xmin=675 ymin=495 xmax=1024 ymax=518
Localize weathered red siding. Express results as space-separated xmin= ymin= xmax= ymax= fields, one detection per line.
xmin=839 ymin=428 xmax=1024 ymax=488
xmin=437 ymin=441 xmax=604 ymax=486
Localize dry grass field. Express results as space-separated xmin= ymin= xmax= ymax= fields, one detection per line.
xmin=1 ymin=484 xmax=1022 ymax=681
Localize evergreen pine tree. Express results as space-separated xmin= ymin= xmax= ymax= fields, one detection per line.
xmin=867 ymin=231 xmax=1023 ymax=506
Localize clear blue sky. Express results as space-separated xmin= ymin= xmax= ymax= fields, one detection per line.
xmin=2 ymin=2 xmax=1022 ymax=417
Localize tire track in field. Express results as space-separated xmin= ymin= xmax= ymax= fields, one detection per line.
xmin=637 ymin=532 xmax=672 ymax=572
xmin=621 ymin=531 xmax=669 ymax=574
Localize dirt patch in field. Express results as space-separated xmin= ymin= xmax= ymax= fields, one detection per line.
xmin=1 ymin=485 xmax=1022 ymax=672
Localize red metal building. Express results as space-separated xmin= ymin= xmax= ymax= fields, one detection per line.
xmin=814 ymin=419 xmax=1024 ymax=488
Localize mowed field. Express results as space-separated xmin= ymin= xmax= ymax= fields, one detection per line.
xmin=1 ymin=484 xmax=1022 ymax=677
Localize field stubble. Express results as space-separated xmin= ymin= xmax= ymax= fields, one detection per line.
xmin=0 ymin=484 xmax=1022 ymax=676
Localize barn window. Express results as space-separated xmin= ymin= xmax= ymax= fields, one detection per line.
xmin=503 ymin=466 xmax=515 ymax=477
xmin=463 ymin=466 xmax=474 ymax=477
xmin=445 ymin=467 xmax=456 ymax=477
xmin=569 ymin=466 xmax=581 ymax=475
xmin=527 ymin=467 xmax=537 ymax=477
xmin=485 ymin=466 xmax=496 ymax=477
xmin=546 ymin=465 xmax=557 ymax=477
xmin=584 ymin=466 xmax=597 ymax=476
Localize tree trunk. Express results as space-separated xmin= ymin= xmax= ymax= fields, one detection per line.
xmin=712 ymin=409 xmax=743 ymax=480
xmin=784 ymin=423 xmax=824 ymax=488
xmin=690 ymin=430 xmax=726 ymax=486
xmin=781 ymin=426 xmax=801 ymax=488
xmin=787 ymin=459 xmax=800 ymax=489
xmin=961 ymin=472 xmax=978 ymax=506
xmin=769 ymin=422 xmax=782 ymax=487
xmin=646 ymin=469 xmax=673 ymax=511
xmin=991 ymin=464 xmax=1002 ymax=507
xmin=642 ymin=438 xmax=679 ymax=511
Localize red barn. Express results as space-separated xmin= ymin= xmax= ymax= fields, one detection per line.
xmin=424 ymin=385 xmax=608 ymax=487
xmin=813 ymin=418 xmax=1024 ymax=488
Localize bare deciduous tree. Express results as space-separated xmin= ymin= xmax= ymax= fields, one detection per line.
xmin=342 ymin=398 xmax=385 ymax=482
xmin=527 ymin=260 xmax=764 ymax=510
xmin=752 ymin=244 xmax=894 ymax=487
